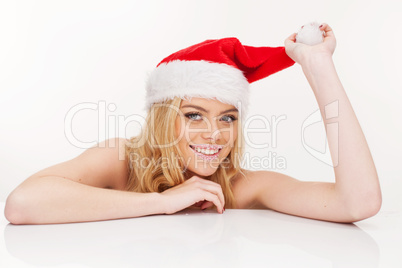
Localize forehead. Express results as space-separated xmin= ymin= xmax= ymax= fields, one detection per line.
xmin=180 ymin=97 xmax=237 ymax=111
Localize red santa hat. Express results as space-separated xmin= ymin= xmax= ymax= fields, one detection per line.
xmin=145 ymin=37 xmax=295 ymax=119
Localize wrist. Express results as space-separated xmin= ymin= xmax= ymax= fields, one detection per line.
xmin=301 ymin=53 xmax=334 ymax=74
xmin=152 ymin=192 xmax=166 ymax=214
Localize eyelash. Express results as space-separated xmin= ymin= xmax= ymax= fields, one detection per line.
xmin=184 ymin=112 xmax=238 ymax=123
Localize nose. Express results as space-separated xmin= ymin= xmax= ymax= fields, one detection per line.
xmin=201 ymin=117 xmax=222 ymax=142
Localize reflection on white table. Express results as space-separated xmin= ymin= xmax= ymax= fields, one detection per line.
xmin=0 ymin=201 xmax=384 ymax=268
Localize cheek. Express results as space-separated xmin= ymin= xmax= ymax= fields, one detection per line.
xmin=221 ymin=127 xmax=238 ymax=145
xmin=181 ymin=127 xmax=201 ymax=145
xmin=176 ymin=128 xmax=197 ymax=152
xmin=174 ymin=117 xmax=188 ymax=144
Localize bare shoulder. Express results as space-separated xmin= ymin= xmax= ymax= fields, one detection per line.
xmin=232 ymin=169 xmax=297 ymax=209
xmin=28 ymin=137 xmax=130 ymax=190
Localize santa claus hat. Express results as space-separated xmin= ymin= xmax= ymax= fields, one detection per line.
xmin=145 ymin=37 xmax=295 ymax=119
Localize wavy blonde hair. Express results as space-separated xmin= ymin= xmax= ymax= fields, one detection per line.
xmin=124 ymin=97 xmax=245 ymax=208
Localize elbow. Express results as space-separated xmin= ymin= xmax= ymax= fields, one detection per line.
xmin=4 ymin=190 xmax=30 ymax=225
xmin=346 ymin=190 xmax=382 ymax=223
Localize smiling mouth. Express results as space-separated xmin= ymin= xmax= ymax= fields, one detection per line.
xmin=189 ymin=145 xmax=222 ymax=159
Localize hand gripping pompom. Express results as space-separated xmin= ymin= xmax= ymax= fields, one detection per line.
xmin=295 ymin=22 xmax=325 ymax=46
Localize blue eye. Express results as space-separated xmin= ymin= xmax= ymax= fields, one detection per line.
xmin=221 ymin=115 xmax=237 ymax=123
xmin=184 ymin=112 xmax=237 ymax=123
xmin=185 ymin=112 xmax=202 ymax=121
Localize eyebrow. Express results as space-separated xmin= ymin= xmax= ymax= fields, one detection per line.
xmin=181 ymin=104 xmax=238 ymax=115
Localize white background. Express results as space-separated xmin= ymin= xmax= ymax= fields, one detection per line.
xmin=1 ymin=0 xmax=401 ymax=215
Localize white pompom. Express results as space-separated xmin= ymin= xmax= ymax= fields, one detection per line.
xmin=296 ymin=22 xmax=324 ymax=46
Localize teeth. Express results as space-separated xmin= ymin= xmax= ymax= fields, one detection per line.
xmin=192 ymin=146 xmax=219 ymax=155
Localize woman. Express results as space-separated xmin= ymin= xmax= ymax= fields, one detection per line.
xmin=4 ymin=24 xmax=382 ymax=224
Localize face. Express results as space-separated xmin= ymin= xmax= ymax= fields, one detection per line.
xmin=174 ymin=97 xmax=239 ymax=179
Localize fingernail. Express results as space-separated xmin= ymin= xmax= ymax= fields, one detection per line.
xmin=319 ymin=25 xmax=323 ymax=28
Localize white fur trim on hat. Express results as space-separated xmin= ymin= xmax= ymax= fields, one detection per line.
xmin=296 ymin=22 xmax=324 ymax=46
xmin=145 ymin=60 xmax=249 ymax=119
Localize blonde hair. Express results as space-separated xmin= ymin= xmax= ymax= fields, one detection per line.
xmin=124 ymin=97 xmax=245 ymax=208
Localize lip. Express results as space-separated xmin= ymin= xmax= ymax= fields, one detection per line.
xmin=189 ymin=144 xmax=224 ymax=150
xmin=189 ymin=144 xmax=222 ymax=161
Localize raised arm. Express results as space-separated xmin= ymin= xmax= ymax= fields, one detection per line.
xmin=291 ymin=24 xmax=382 ymax=219
xmin=242 ymin=24 xmax=381 ymax=223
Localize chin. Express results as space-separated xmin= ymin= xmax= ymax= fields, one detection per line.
xmin=186 ymin=165 xmax=219 ymax=178
xmin=197 ymin=169 xmax=217 ymax=177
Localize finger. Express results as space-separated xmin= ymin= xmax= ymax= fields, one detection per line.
xmin=286 ymin=33 xmax=297 ymax=42
xmin=193 ymin=201 xmax=204 ymax=207
xmin=193 ymin=180 xmax=225 ymax=209
xmin=188 ymin=177 xmax=225 ymax=208
xmin=320 ymin=23 xmax=335 ymax=38
xmin=200 ymin=201 xmax=214 ymax=210
xmin=284 ymin=33 xmax=297 ymax=47
xmin=201 ymin=191 xmax=223 ymax=213
xmin=201 ymin=184 xmax=225 ymax=210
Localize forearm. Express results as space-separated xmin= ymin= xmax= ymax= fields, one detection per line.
xmin=302 ymin=55 xmax=381 ymax=216
xmin=5 ymin=176 xmax=163 ymax=224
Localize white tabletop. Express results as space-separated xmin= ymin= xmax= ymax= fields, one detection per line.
xmin=1 ymin=202 xmax=401 ymax=268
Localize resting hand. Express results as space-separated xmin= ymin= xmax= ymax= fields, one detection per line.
xmin=160 ymin=176 xmax=225 ymax=214
xmin=284 ymin=23 xmax=337 ymax=66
